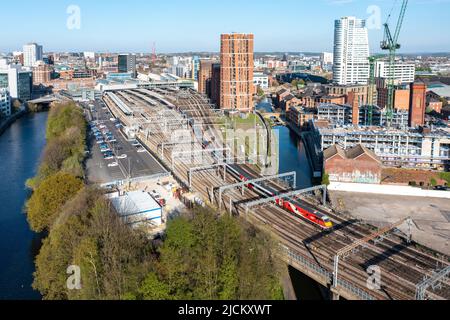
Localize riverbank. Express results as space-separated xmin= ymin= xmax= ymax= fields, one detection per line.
xmin=0 ymin=108 xmax=28 ymax=136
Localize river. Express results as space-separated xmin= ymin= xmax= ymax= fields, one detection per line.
xmin=0 ymin=112 xmax=48 ymax=300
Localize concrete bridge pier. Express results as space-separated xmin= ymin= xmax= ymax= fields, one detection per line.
xmin=281 ymin=265 xmax=297 ymax=300
xmin=330 ymin=288 xmax=340 ymax=300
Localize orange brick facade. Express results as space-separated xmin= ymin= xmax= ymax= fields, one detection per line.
xmin=220 ymin=33 xmax=254 ymax=112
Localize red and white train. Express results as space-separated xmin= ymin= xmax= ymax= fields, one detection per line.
xmin=227 ymin=165 xmax=333 ymax=230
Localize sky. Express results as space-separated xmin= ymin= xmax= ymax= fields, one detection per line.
xmin=1 ymin=0 xmax=449 ymax=54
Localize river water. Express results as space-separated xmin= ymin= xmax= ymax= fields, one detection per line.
xmin=0 ymin=112 xmax=47 ymax=300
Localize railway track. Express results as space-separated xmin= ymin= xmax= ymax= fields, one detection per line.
xmin=103 ymin=88 xmax=450 ymax=300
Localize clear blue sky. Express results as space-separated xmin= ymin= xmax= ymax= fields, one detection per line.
xmin=1 ymin=0 xmax=449 ymax=53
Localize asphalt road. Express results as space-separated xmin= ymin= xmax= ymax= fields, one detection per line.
xmin=85 ymin=99 xmax=167 ymax=185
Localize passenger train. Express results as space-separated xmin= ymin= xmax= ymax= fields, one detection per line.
xmin=227 ymin=164 xmax=333 ymax=230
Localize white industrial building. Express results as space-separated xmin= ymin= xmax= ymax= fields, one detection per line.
xmin=374 ymin=60 xmax=415 ymax=84
xmin=108 ymin=190 xmax=163 ymax=227
xmin=333 ymin=17 xmax=370 ymax=85
xmin=83 ymin=51 xmax=96 ymax=60
xmin=253 ymin=72 xmax=269 ymax=89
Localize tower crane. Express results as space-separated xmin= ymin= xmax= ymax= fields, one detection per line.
xmin=380 ymin=0 xmax=409 ymax=126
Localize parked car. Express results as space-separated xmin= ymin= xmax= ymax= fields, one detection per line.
xmin=150 ymin=190 xmax=160 ymax=199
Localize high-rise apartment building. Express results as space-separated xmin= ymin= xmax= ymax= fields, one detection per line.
xmin=192 ymin=56 xmax=200 ymax=81
xmin=220 ymin=33 xmax=254 ymax=112
xmin=409 ymin=82 xmax=427 ymax=127
xmin=198 ymin=60 xmax=214 ymax=95
xmin=211 ymin=63 xmax=221 ymax=107
xmin=118 ymin=54 xmax=136 ymax=77
xmin=333 ymin=17 xmax=370 ymax=85
xmin=321 ymin=52 xmax=334 ymax=66
xmin=23 ymin=43 xmax=43 ymax=67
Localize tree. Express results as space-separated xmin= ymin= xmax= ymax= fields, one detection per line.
xmin=133 ymin=207 xmax=283 ymax=300
xmin=26 ymin=172 xmax=83 ymax=232
xmin=257 ymin=86 xmax=265 ymax=97
xmin=12 ymin=99 xmax=22 ymax=113
xmin=34 ymin=188 xmax=154 ymax=300
xmin=322 ymin=172 xmax=331 ymax=186
xmin=430 ymin=178 xmax=438 ymax=187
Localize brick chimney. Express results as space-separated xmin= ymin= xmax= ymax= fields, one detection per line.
xmin=347 ymin=91 xmax=359 ymax=126
xmin=409 ymin=82 xmax=427 ymax=127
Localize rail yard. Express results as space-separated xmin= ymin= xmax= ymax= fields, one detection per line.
xmin=100 ymin=86 xmax=450 ymax=301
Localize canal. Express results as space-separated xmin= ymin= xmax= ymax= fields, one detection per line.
xmin=257 ymin=99 xmax=326 ymax=300
xmin=0 ymin=112 xmax=48 ymax=300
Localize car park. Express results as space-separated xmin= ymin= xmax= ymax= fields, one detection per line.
xmin=131 ymin=140 xmax=140 ymax=147
xmin=104 ymin=152 xmax=114 ymax=159
xmin=150 ymin=190 xmax=161 ymax=198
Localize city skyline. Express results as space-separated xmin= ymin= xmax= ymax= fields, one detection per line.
xmin=1 ymin=0 xmax=450 ymax=54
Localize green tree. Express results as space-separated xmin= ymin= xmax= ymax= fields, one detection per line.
xmin=322 ymin=172 xmax=330 ymax=186
xmin=430 ymin=178 xmax=438 ymax=187
xmin=135 ymin=207 xmax=283 ymax=300
xmin=440 ymin=172 xmax=450 ymax=185
xmin=34 ymin=188 xmax=154 ymax=300
xmin=137 ymin=273 xmax=171 ymax=300
xmin=26 ymin=172 xmax=83 ymax=232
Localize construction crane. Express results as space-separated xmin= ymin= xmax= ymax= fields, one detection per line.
xmin=380 ymin=0 xmax=409 ymax=126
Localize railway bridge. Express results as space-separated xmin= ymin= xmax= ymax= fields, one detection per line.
xmin=101 ymin=87 xmax=450 ymax=300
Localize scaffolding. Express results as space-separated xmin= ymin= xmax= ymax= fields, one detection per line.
xmin=243 ymin=185 xmax=328 ymax=215
xmin=415 ymin=265 xmax=450 ymax=300
xmin=216 ymin=172 xmax=297 ymax=210
xmin=333 ymin=217 xmax=412 ymax=289
xmin=171 ymin=148 xmax=231 ymax=171
xmin=188 ymin=163 xmax=228 ymax=191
